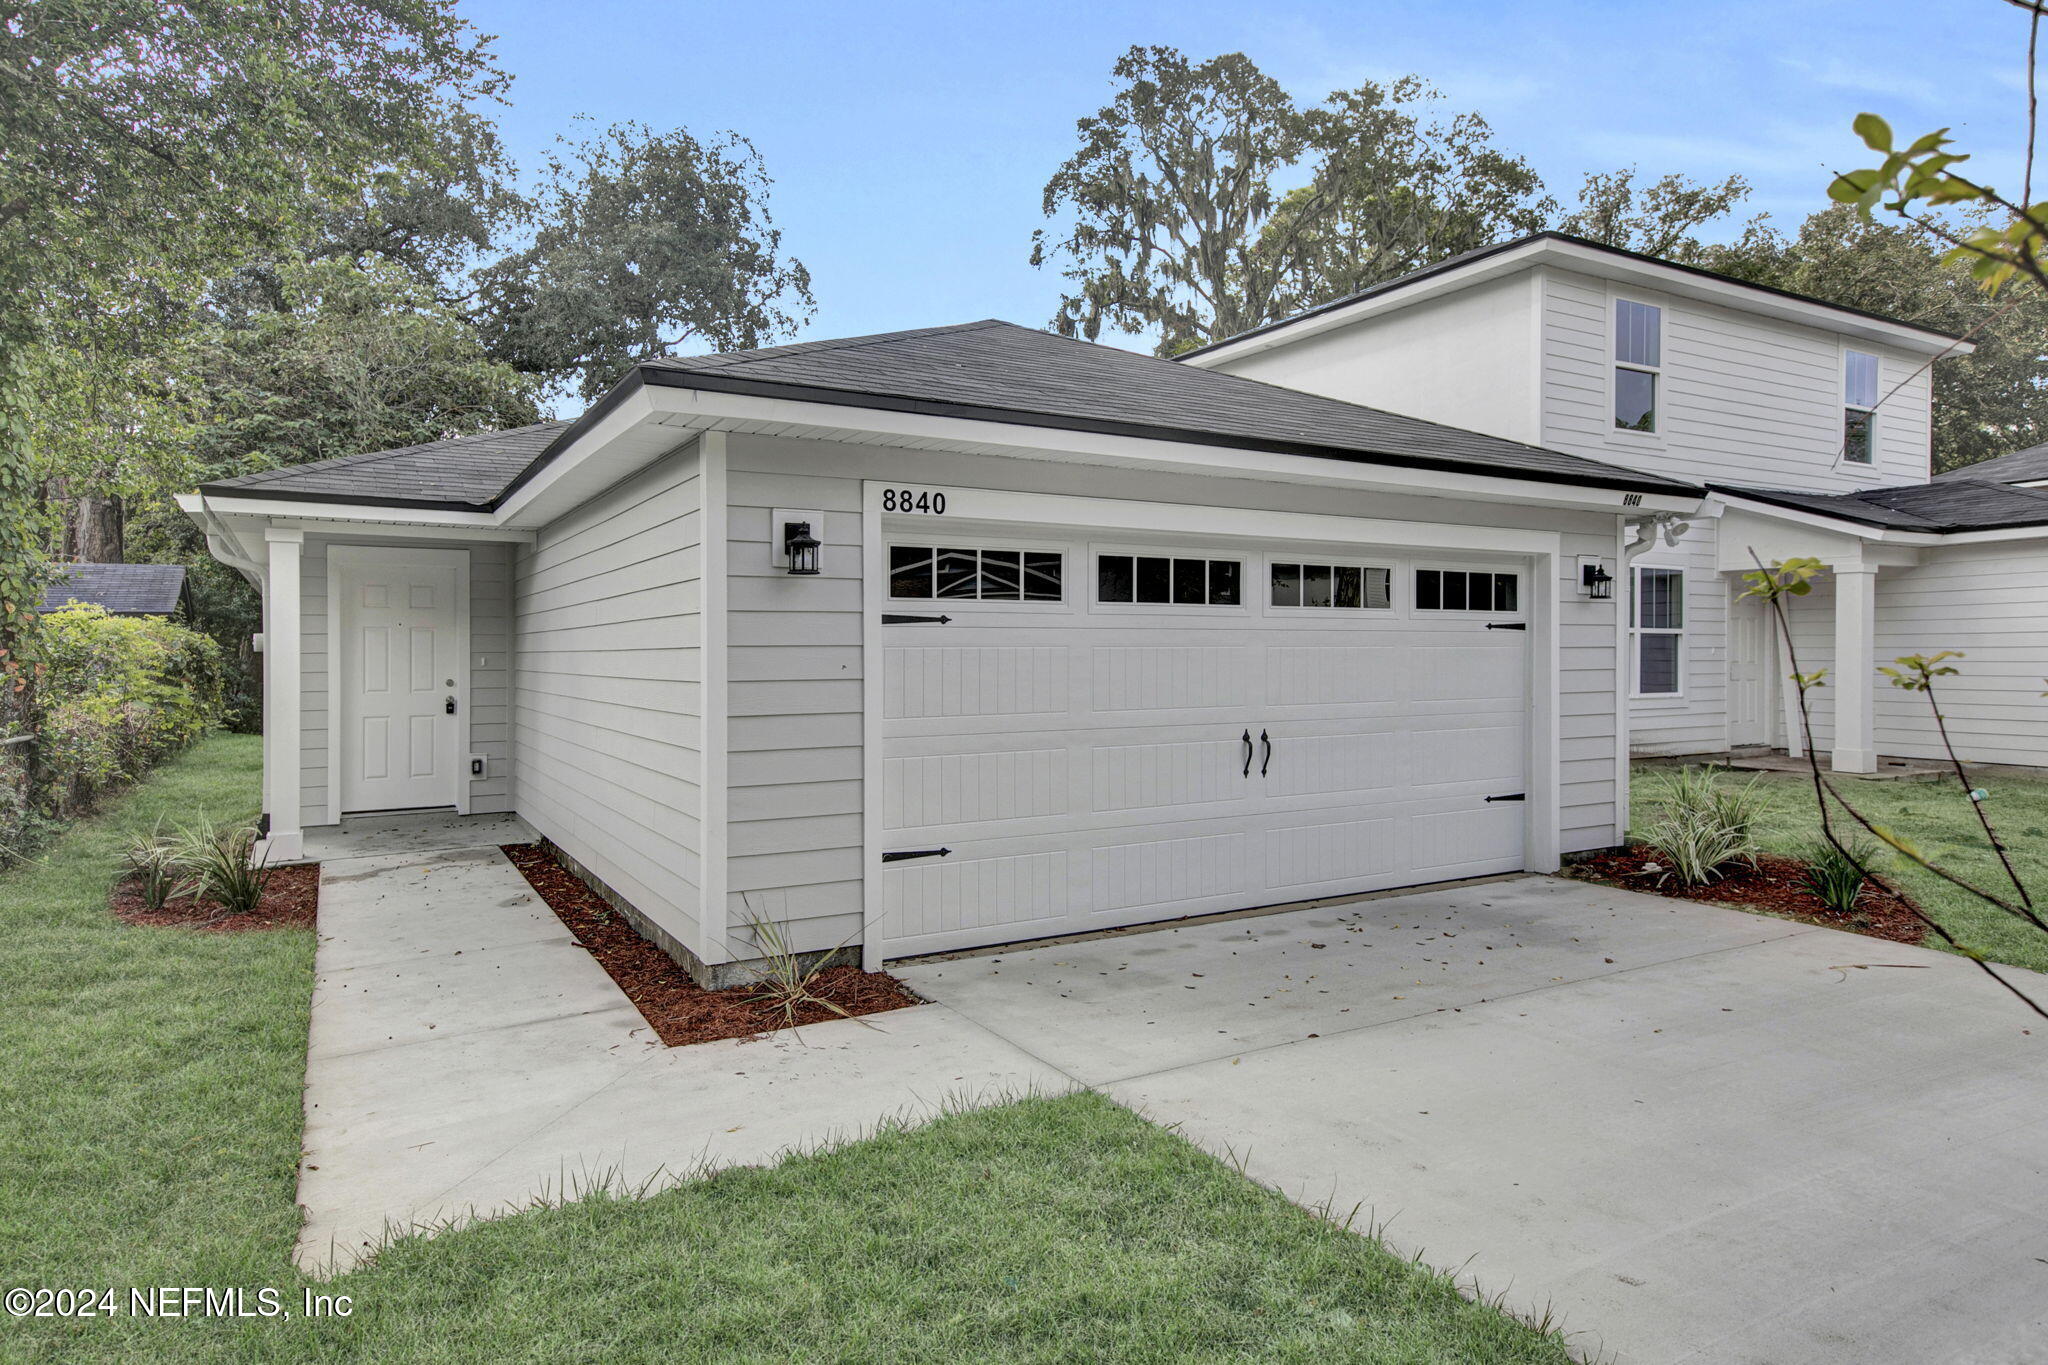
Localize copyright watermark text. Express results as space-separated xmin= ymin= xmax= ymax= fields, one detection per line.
xmin=6 ymin=1286 xmax=352 ymax=1320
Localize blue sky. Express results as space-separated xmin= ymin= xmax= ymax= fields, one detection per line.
xmin=469 ymin=0 xmax=2027 ymax=355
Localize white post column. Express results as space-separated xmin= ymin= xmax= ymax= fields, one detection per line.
xmin=1831 ymin=564 xmax=1878 ymax=775
xmin=261 ymin=528 xmax=305 ymax=862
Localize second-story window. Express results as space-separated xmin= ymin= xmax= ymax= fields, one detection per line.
xmin=1844 ymin=350 xmax=1879 ymax=465
xmin=1613 ymin=299 xmax=1662 ymax=433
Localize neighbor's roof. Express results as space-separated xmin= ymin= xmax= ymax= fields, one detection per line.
xmin=1716 ymin=479 xmax=2048 ymax=534
xmin=1179 ymin=231 xmax=1969 ymax=361
xmin=1937 ymin=441 xmax=2048 ymax=487
xmin=41 ymin=562 xmax=189 ymax=616
xmin=202 ymin=421 xmax=571 ymax=509
xmin=195 ymin=320 xmax=1699 ymax=512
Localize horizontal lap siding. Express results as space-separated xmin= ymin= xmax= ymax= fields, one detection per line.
xmin=723 ymin=434 xmax=1628 ymax=952
xmin=1542 ymin=270 xmax=1931 ymax=762
xmin=515 ymin=444 xmax=704 ymax=948
xmin=1628 ymin=521 xmax=1729 ymax=756
xmin=300 ymin=539 xmax=513 ymax=826
xmin=1876 ymin=544 xmax=2048 ymax=765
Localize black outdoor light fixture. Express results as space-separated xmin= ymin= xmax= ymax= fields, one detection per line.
xmin=1581 ymin=561 xmax=1614 ymax=600
xmin=782 ymin=520 xmax=821 ymax=576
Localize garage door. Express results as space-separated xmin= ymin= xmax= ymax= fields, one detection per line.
xmin=875 ymin=532 xmax=1530 ymax=959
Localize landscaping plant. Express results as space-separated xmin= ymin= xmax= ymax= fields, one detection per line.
xmin=1637 ymin=766 xmax=1766 ymax=886
xmin=173 ymin=819 xmax=271 ymax=917
xmin=122 ymin=818 xmax=193 ymax=912
xmin=1797 ymin=834 xmax=1886 ymax=917
xmin=739 ymin=906 xmax=864 ymax=1033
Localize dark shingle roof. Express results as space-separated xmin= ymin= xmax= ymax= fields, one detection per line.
xmin=1716 ymin=479 xmax=2048 ymax=533
xmin=41 ymin=563 xmax=188 ymax=616
xmin=1938 ymin=441 xmax=2048 ymax=486
xmin=196 ymin=322 xmax=1697 ymax=510
xmin=202 ymin=422 xmax=570 ymax=509
xmin=639 ymin=320 xmax=1694 ymax=496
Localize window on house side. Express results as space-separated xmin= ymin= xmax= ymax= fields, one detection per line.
xmin=1632 ymin=566 xmax=1684 ymax=696
xmin=1614 ymin=299 xmax=1662 ymax=433
xmin=1844 ymin=350 xmax=1879 ymax=465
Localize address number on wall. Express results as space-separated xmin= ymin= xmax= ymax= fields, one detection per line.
xmin=881 ymin=488 xmax=947 ymax=514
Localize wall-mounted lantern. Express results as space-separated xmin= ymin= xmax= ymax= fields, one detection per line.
xmin=1581 ymin=562 xmax=1614 ymax=600
xmin=782 ymin=520 xmax=821 ymax=576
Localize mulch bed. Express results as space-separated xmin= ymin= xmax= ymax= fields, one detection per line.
xmin=501 ymin=843 xmax=921 ymax=1046
xmin=1565 ymin=845 xmax=1926 ymax=945
xmin=111 ymin=863 xmax=321 ymax=932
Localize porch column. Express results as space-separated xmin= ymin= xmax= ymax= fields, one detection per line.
xmin=1831 ymin=564 xmax=1878 ymax=775
xmin=261 ymin=528 xmax=305 ymax=861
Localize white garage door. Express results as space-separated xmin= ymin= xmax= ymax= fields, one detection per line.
xmin=876 ymin=532 xmax=1530 ymax=959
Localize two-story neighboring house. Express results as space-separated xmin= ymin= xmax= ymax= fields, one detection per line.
xmin=1183 ymin=231 xmax=2048 ymax=774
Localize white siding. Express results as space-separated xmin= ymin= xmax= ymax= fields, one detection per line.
xmin=513 ymin=442 xmax=705 ymax=949
xmin=298 ymin=537 xmax=514 ymax=826
xmin=1876 ymin=542 xmax=2048 ymax=766
xmin=721 ymin=433 xmax=1626 ymax=954
xmin=1215 ymin=273 xmax=1542 ymax=443
xmin=1539 ymin=268 xmax=1931 ymax=491
xmin=1627 ymin=522 xmax=1730 ymax=756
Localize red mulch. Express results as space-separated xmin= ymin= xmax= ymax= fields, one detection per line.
xmin=111 ymin=863 xmax=320 ymax=932
xmin=501 ymin=843 xmax=920 ymax=1046
xmin=1565 ymin=845 xmax=1926 ymax=945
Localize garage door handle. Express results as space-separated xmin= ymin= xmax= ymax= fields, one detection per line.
xmin=1241 ymin=729 xmax=1253 ymax=778
xmin=1260 ymin=729 xmax=1272 ymax=776
xmin=882 ymin=847 xmax=952 ymax=862
xmin=1486 ymin=622 xmax=1527 ymax=631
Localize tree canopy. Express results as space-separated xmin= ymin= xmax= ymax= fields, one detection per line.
xmin=1032 ymin=46 xmax=1759 ymax=355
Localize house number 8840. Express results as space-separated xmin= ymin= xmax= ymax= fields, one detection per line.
xmin=882 ymin=489 xmax=946 ymax=514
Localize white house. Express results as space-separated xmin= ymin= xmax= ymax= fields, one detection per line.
xmin=1182 ymin=232 xmax=2048 ymax=773
xmin=179 ymin=233 xmax=2043 ymax=980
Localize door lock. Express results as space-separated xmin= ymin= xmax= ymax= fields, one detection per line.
xmin=445 ymin=696 xmax=457 ymax=715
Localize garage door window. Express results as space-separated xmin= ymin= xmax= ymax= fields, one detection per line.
xmin=1631 ymin=566 xmax=1684 ymax=696
xmin=890 ymin=546 xmax=1062 ymax=601
xmin=1097 ymin=555 xmax=1241 ymax=606
xmin=1415 ymin=569 xmax=1518 ymax=612
xmin=1271 ymin=563 xmax=1392 ymax=609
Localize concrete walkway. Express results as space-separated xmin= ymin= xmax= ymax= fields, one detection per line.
xmin=897 ymin=876 xmax=2048 ymax=1365
xmin=297 ymin=822 xmax=1064 ymax=1273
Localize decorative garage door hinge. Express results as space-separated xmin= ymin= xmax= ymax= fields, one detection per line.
xmin=882 ymin=847 xmax=953 ymax=862
xmin=1485 ymin=792 xmax=1527 ymax=803
xmin=882 ymin=613 xmax=953 ymax=625
xmin=1485 ymin=622 xmax=1528 ymax=630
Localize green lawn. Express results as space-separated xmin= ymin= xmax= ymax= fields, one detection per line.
xmin=2 ymin=734 xmax=1571 ymax=1363
xmin=1632 ymin=761 xmax=2048 ymax=975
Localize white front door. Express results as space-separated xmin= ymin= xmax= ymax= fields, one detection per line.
xmin=335 ymin=548 xmax=465 ymax=814
xmin=876 ymin=534 xmax=1530 ymax=959
xmin=1728 ymin=585 xmax=1773 ymax=747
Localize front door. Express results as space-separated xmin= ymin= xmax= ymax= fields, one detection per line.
xmin=335 ymin=548 xmax=465 ymax=813
xmin=1728 ymin=585 xmax=1774 ymax=747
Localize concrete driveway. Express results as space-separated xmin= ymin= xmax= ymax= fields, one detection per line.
xmin=896 ymin=875 xmax=2048 ymax=1365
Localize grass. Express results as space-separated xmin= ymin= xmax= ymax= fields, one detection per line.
xmin=1632 ymin=761 xmax=2048 ymax=975
xmin=3 ymin=734 xmax=1571 ymax=1363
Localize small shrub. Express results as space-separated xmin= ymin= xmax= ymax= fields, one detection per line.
xmin=1798 ymin=836 xmax=1887 ymax=916
xmin=173 ymin=820 xmax=271 ymax=916
xmin=1638 ymin=767 xmax=1766 ymax=887
xmin=740 ymin=910 xmax=858 ymax=1032
xmin=123 ymin=818 xmax=193 ymax=911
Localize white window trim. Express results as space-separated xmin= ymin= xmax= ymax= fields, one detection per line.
xmin=1837 ymin=344 xmax=1881 ymax=473
xmin=1088 ymin=542 xmax=1251 ymax=615
xmin=1609 ymin=292 xmax=1665 ymax=444
xmin=883 ymin=532 xmax=1074 ymax=610
xmin=1263 ymin=553 xmax=1397 ymax=613
xmin=1410 ymin=562 xmax=1527 ymax=616
xmin=1630 ymin=562 xmax=1686 ymax=701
